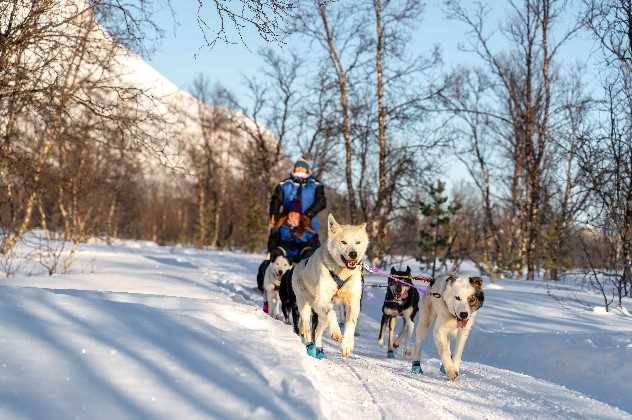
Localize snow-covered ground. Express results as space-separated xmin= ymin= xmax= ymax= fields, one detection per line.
xmin=0 ymin=239 xmax=631 ymax=419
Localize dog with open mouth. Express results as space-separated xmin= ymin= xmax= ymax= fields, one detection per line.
xmin=378 ymin=266 xmax=420 ymax=359
xmin=411 ymin=274 xmax=484 ymax=380
xmin=291 ymin=214 xmax=368 ymax=359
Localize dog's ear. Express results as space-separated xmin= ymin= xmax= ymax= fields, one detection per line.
xmin=359 ymin=222 xmax=367 ymax=231
xmin=469 ymin=276 xmax=483 ymax=289
xmin=447 ymin=274 xmax=457 ymax=284
xmin=328 ymin=214 xmax=339 ymax=234
xmin=470 ymin=289 xmax=485 ymax=311
xmin=406 ymin=266 xmax=411 ymax=274
xmin=390 ymin=267 xmax=396 ymax=274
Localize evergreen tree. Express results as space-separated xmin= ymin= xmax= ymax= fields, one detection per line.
xmin=418 ymin=180 xmax=461 ymax=277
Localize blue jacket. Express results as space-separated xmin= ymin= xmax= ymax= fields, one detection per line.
xmin=269 ymin=175 xmax=326 ymax=230
xmin=268 ymin=225 xmax=320 ymax=262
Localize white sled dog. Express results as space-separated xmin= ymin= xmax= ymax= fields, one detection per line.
xmin=411 ymin=274 xmax=484 ymax=380
xmin=263 ymin=255 xmax=292 ymax=319
xmin=292 ymin=214 xmax=368 ymax=358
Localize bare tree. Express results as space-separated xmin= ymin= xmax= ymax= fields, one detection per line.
xmin=578 ymin=0 xmax=632 ymax=299
xmin=189 ymin=77 xmax=239 ymax=248
xmin=1 ymin=1 xmax=167 ymax=259
xmin=445 ymin=0 xmax=580 ymax=279
xmin=439 ymin=67 xmax=503 ymax=280
xmin=194 ymin=0 xmax=295 ymax=48
xmin=291 ymin=1 xmax=371 ymax=223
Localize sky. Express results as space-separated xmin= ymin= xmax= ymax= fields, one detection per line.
xmin=144 ymin=0 xmax=601 ymax=186
xmin=147 ymin=1 xmax=597 ymax=94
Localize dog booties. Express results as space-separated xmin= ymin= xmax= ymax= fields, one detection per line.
xmin=387 ymin=350 xmax=395 ymax=359
xmin=315 ymin=347 xmax=326 ymax=359
xmin=411 ymin=361 xmax=423 ymax=375
xmin=306 ymin=343 xmax=326 ymax=359
xmin=440 ymin=364 xmax=445 ymax=375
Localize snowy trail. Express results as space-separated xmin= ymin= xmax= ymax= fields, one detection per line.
xmin=0 ymin=241 xmax=630 ymax=419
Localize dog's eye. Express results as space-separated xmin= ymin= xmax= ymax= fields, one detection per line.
xmin=355 ymin=241 xmax=361 ymax=245
xmin=455 ymin=296 xmax=461 ymax=301
xmin=341 ymin=241 xmax=347 ymax=245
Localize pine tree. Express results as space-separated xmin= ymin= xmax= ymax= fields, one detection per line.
xmin=418 ymin=180 xmax=461 ymax=277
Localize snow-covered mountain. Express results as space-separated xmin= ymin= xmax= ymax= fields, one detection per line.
xmin=112 ymin=45 xmax=268 ymax=177
xmin=14 ymin=0 xmax=274 ymax=178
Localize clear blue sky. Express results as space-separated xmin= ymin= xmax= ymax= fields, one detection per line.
xmin=145 ymin=0 xmax=599 ymax=186
xmin=148 ymin=0 xmax=466 ymax=97
xmin=147 ymin=1 xmax=596 ymax=95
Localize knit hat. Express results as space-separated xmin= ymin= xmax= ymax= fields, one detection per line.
xmin=290 ymin=199 xmax=302 ymax=213
xmin=293 ymin=156 xmax=312 ymax=172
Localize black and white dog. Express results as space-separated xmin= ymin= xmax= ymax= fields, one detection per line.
xmin=378 ymin=266 xmax=420 ymax=358
xmin=279 ymin=268 xmax=300 ymax=334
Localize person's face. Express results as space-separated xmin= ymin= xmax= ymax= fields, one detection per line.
xmin=288 ymin=212 xmax=300 ymax=227
xmin=293 ymin=166 xmax=310 ymax=178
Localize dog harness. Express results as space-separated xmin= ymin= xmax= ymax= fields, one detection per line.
xmin=328 ymin=269 xmax=347 ymax=289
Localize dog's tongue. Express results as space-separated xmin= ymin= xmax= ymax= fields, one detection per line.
xmin=457 ymin=319 xmax=468 ymax=329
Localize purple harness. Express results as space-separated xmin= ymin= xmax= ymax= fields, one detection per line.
xmin=363 ymin=263 xmax=433 ymax=296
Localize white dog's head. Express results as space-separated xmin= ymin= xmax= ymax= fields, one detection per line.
xmin=442 ymin=275 xmax=484 ymax=328
xmin=326 ymin=214 xmax=369 ymax=270
xmin=271 ymin=255 xmax=291 ymax=278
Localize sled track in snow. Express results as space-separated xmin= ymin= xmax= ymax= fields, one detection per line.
xmin=341 ymin=357 xmax=387 ymax=420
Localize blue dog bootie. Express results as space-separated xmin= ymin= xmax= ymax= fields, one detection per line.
xmin=306 ymin=343 xmax=318 ymax=358
xmin=306 ymin=343 xmax=326 ymax=359
xmin=315 ymin=347 xmax=326 ymax=360
xmin=440 ymin=364 xmax=446 ymax=375
xmin=411 ymin=361 xmax=423 ymax=375
xmin=387 ymin=350 xmax=395 ymax=359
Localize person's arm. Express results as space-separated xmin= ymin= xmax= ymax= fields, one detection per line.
xmin=267 ymin=229 xmax=281 ymax=254
xmin=268 ymin=228 xmax=291 ymax=259
xmin=304 ymin=183 xmax=326 ymax=218
xmin=299 ymin=233 xmax=320 ymax=259
xmin=269 ymin=183 xmax=284 ymax=223
xmin=305 ymin=231 xmax=320 ymax=249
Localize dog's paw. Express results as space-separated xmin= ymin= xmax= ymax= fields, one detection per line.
xmin=377 ymin=338 xmax=384 ymax=347
xmin=404 ymin=346 xmax=413 ymax=357
xmin=445 ymin=366 xmax=459 ymax=381
xmin=315 ymin=347 xmax=327 ymax=360
xmin=340 ymin=336 xmax=354 ymax=357
xmin=387 ymin=350 xmax=395 ymax=359
xmin=330 ymin=329 xmax=342 ymax=342
xmin=392 ymin=342 xmax=400 ymax=349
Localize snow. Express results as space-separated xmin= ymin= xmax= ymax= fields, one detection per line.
xmin=0 ymin=240 xmax=631 ymax=419
xmin=593 ymin=306 xmax=613 ymax=316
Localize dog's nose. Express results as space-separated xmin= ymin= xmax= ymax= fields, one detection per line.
xmin=348 ymin=250 xmax=358 ymax=260
xmin=459 ymin=312 xmax=469 ymax=320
